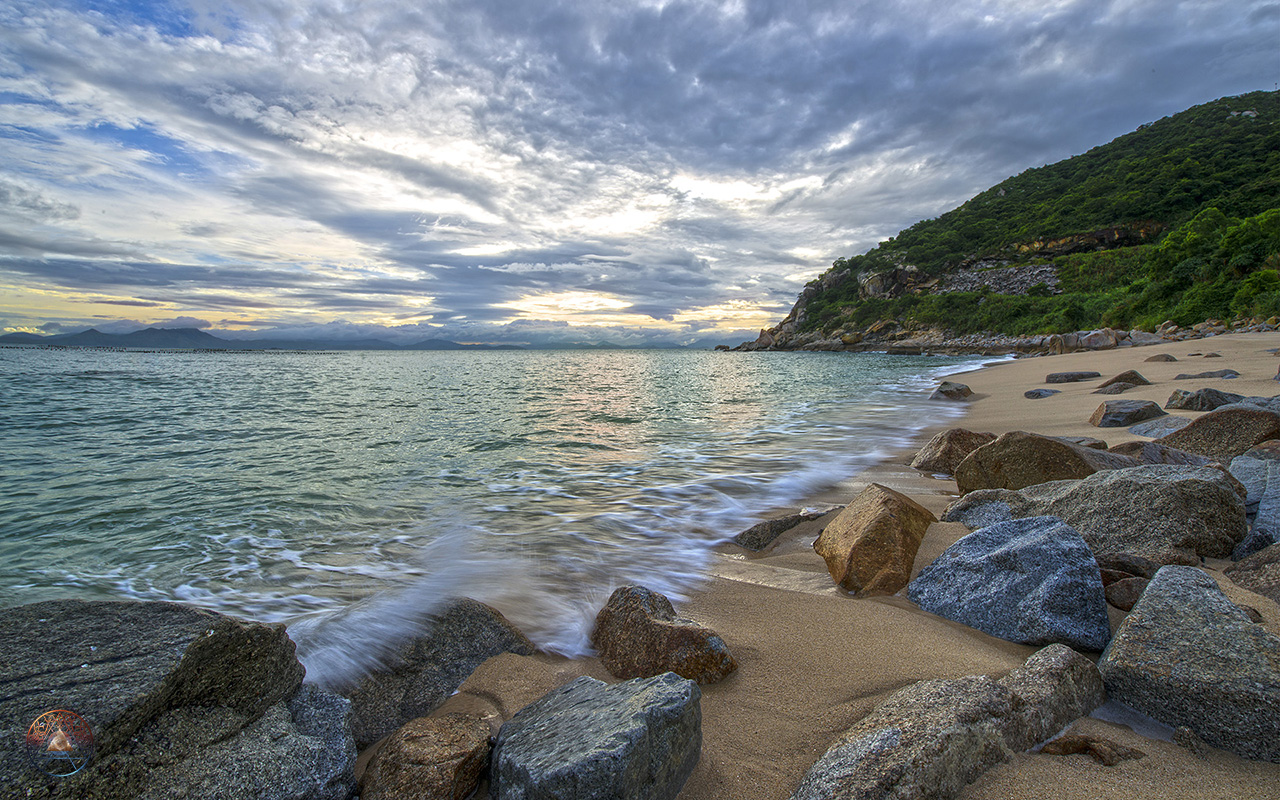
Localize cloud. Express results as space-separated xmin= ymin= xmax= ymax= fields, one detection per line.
xmin=0 ymin=0 xmax=1275 ymax=341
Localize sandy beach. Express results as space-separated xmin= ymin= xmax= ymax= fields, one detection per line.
xmin=680 ymin=332 xmax=1280 ymax=799
xmin=428 ymin=332 xmax=1280 ymax=800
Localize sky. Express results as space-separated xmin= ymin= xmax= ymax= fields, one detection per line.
xmin=1 ymin=1 xmax=1276 ymax=347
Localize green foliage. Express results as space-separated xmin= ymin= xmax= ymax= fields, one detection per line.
xmin=797 ymin=90 xmax=1280 ymax=338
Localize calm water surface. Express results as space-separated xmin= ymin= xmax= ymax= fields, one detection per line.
xmin=0 ymin=347 xmax=981 ymax=683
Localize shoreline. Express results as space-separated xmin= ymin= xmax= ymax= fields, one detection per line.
xmin=675 ymin=331 xmax=1280 ymax=799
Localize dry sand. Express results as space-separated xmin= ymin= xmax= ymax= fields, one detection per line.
xmin=452 ymin=333 xmax=1280 ymax=800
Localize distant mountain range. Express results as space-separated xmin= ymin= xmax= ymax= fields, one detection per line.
xmin=0 ymin=327 xmax=524 ymax=351
xmin=0 ymin=326 xmax=724 ymax=351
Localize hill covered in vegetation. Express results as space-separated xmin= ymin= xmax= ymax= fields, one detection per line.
xmin=754 ymin=90 xmax=1280 ymax=349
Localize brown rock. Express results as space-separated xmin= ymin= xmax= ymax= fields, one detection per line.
xmin=591 ymin=586 xmax=737 ymax=684
xmin=1088 ymin=399 xmax=1166 ymax=428
xmin=1099 ymin=569 xmax=1131 ymax=587
xmin=1040 ymin=733 xmax=1146 ymax=766
xmin=954 ymin=430 xmax=1141 ymax=495
xmin=1107 ymin=440 xmax=1212 ymax=466
xmin=1154 ymin=407 xmax=1280 ymax=461
xmin=360 ymin=714 xmax=491 ymax=800
xmin=1225 ymin=543 xmax=1280 ymax=606
xmin=1105 ymin=577 xmax=1149 ymax=611
xmin=1145 ymin=353 xmax=1178 ymax=362
xmin=930 ymin=380 xmax=973 ymax=401
xmin=1092 ymin=382 xmax=1136 ymax=395
xmin=813 ymin=483 xmax=937 ymax=596
xmin=1095 ymin=553 xmax=1160 ymax=580
xmin=1244 ymin=439 xmax=1280 ymax=461
xmin=910 ymin=428 xmax=997 ymax=474
xmin=1098 ymin=369 xmax=1152 ymax=389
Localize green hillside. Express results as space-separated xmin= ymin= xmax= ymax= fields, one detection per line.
xmin=795 ymin=90 xmax=1280 ymax=338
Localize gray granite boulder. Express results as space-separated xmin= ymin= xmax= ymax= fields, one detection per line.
xmin=491 ymin=673 xmax=701 ymax=800
xmin=0 ymin=599 xmax=351 ymax=800
xmin=908 ymin=517 xmax=1110 ymax=651
xmin=1106 ymin=440 xmax=1211 ymax=466
xmin=1164 ymin=387 xmax=1243 ymax=411
xmin=1099 ymin=566 xmax=1280 ymax=762
xmin=1127 ymin=416 xmax=1192 ymax=438
xmin=1088 ymin=399 xmax=1166 ymax=428
xmin=1229 ymin=457 xmax=1280 ymax=559
xmin=953 ymin=430 xmax=1139 ymax=495
xmin=790 ymin=645 xmax=1103 ymax=800
xmin=342 ymin=598 xmax=535 ymax=748
xmin=943 ymin=465 xmax=1247 ymax=566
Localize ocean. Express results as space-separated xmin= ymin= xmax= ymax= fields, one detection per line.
xmin=0 ymin=346 xmax=984 ymax=686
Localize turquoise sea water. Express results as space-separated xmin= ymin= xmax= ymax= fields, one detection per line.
xmin=0 ymin=346 xmax=981 ymax=684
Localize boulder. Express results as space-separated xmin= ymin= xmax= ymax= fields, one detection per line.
xmin=1092 ymin=382 xmax=1135 ymax=395
xmin=1098 ymin=566 xmax=1280 ymax=762
xmin=1057 ymin=435 xmax=1108 ymax=450
xmin=1126 ymin=416 xmax=1192 ymax=438
xmin=1095 ymin=553 xmax=1159 ymax=580
xmin=591 ymin=586 xmax=737 ymax=684
xmin=813 ymin=484 xmax=937 ymax=596
xmin=907 ymin=517 xmax=1111 ymax=651
xmin=1229 ymin=457 xmax=1280 ymax=559
xmin=1106 ymin=441 xmax=1211 ymax=466
xmin=1173 ymin=369 xmax=1240 ymax=380
xmin=1079 ymin=329 xmax=1119 ymax=350
xmin=0 ymin=599 xmax=357 ymax=800
xmin=1164 ymin=387 xmax=1244 ymax=411
xmin=1145 ymin=353 xmax=1178 ymax=362
xmin=910 ymin=428 xmax=997 ymax=475
xmin=359 ymin=714 xmax=491 ymax=800
xmin=1046 ymin=371 xmax=1102 ymax=384
xmin=1098 ymin=370 xmax=1152 ymax=389
xmin=942 ymin=465 xmax=1247 ymax=566
xmin=1088 ymin=399 xmax=1166 ymax=428
xmin=790 ymin=645 xmax=1103 ymax=800
xmin=1225 ymin=543 xmax=1280 ymax=606
xmin=491 ymin=673 xmax=701 ymax=800
xmin=344 ymin=598 xmax=535 ymax=748
xmin=930 ymin=381 xmax=973 ymax=401
xmin=1104 ymin=577 xmax=1149 ymax=611
xmin=1024 ymin=388 xmax=1060 ymax=399
xmin=734 ymin=510 xmax=828 ymax=551
xmin=1154 ymin=406 xmax=1280 ymax=461
xmin=953 ymin=430 xmax=1140 ymax=495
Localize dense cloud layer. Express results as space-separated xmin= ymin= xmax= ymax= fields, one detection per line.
xmin=0 ymin=0 xmax=1275 ymax=345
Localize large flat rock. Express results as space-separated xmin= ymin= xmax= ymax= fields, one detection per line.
xmin=1098 ymin=566 xmax=1280 ymax=763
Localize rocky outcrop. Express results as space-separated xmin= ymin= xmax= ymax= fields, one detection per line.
xmin=813 ymin=484 xmax=937 ymax=596
xmin=359 ymin=714 xmax=491 ymax=800
xmin=910 ymin=428 xmax=996 ymax=475
xmin=1088 ymin=399 xmax=1166 ymax=427
xmin=1225 ymin=543 xmax=1280 ymax=605
xmin=0 ymin=599 xmax=353 ymax=800
xmin=1099 ymin=566 xmax=1280 ymax=763
xmin=491 ymin=673 xmax=701 ymax=800
xmin=953 ymin=431 xmax=1140 ymax=495
xmin=943 ymin=465 xmax=1247 ymax=566
xmin=907 ymin=517 xmax=1111 ymax=651
xmin=1154 ymin=406 xmax=1280 ymax=461
xmin=344 ymin=598 xmax=535 ymax=748
xmin=591 ymin=586 xmax=737 ymax=684
xmin=790 ymin=645 xmax=1104 ymax=800
xmin=734 ymin=510 xmax=829 ymax=551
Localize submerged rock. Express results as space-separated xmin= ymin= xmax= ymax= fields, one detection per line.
xmin=591 ymin=586 xmax=737 ymax=684
xmin=491 ymin=673 xmax=701 ymax=800
xmin=1099 ymin=566 xmax=1280 ymax=762
xmin=908 ymin=516 xmax=1111 ymax=651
